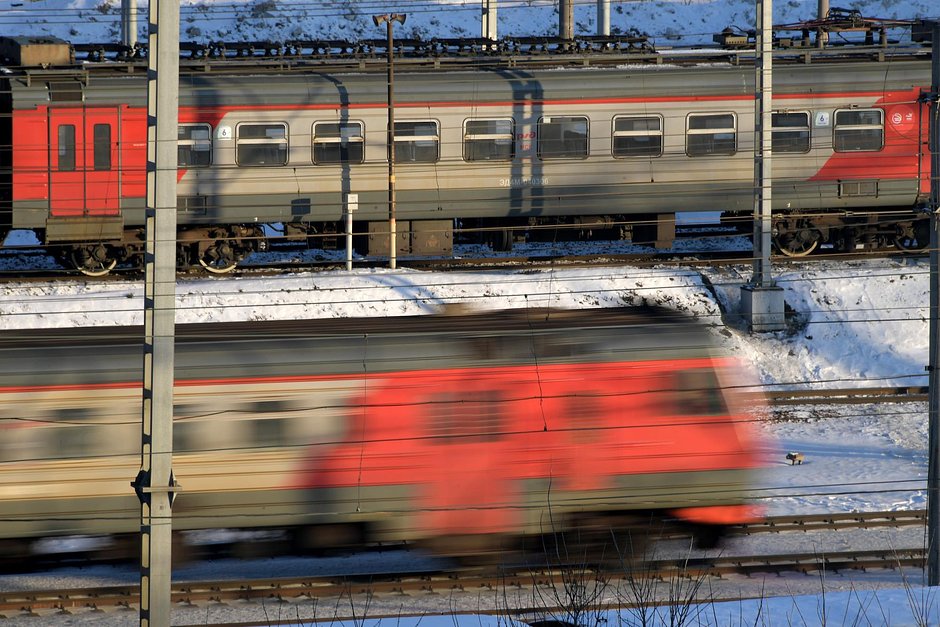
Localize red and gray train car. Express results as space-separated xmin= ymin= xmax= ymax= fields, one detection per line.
xmin=0 ymin=307 xmax=764 ymax=560
xmin=0 ymin=36 xmax=933 ymax=275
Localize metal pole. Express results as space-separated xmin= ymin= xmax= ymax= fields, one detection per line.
xmin=483 ymin=0 xmax=497 ymax=40
xmin=346 ymin=193 xmax=358 ymax=271
xmin=374 ymin=14 xmax=406 ymax=269
xmin=136 ymin=0 xmax=179 ymax=624
xmin=122 ymin=0 xmax=138 ymax=47
xmin=597 ymin=0 xmax=610 ymax=36
xmin=927 ymin=19 xmax=940 ymax=587
xmin=559 ymin=0 xmax=573 ymax=40
xmin=753 ymin=0 xmax=773 ymax=287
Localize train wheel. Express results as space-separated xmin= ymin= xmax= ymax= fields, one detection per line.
xmin=894 ymin=220 xmax=929 ymax=252
xmin=198 ymin=240 xmax=239 ymax=274
xmin=70 ymin=244 xmax=118 ymax=277
xmin=773 ymin=222 xmax=819 ymax=257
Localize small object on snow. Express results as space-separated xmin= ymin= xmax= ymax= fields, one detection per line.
xmin=786 ymin=452 xmax=804 ymax=465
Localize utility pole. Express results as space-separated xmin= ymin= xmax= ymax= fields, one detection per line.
xmin=122 ymin=0 xmax=138 ymax=47
xmin=559 ymin=0 xmax=573 ymax=40
xmin=374 ymin=13 xmax=406 ymax=270
xmin=926 ymin=19 xmax=940 ymax=587
xmin=597 ymin=0 xmax=610 ymax=36
xmin=134 ymin=0 xmax=179 ymax=623
xmin=740 ymin=0 xmax=785 ymax=332
xmin=817 ymin=0 xmax=829 ymax=47
xmin=482 ymin=0 xmax=497 ymax=40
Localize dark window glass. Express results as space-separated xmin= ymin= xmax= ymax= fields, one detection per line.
xmin=58 ymin=124 xmax=75 ymax=172
xmin=687 ymin=113 xmax=736 ymax=156
xmin=236 ymin=123 xmax=288 ymax=166
xmin=613 ymin=115 xmax=663 ymax=157
xmin=178 ymin=123 xmax=212 ymax=167
xmin=393 ymin=121 xmax=439 ymax=163
xmin=771 ymin=112 xmax=811 ymax=153
xmin=834 ymin=108 xmax=884 ymax=152
xmin=313 ymin=121 xmax=364 ymax=164
xmin=464 ymin=119 xmax=514 ymax=161
xmin=93 ymin=124 xmax=111 ymax=170
xmin=538 ymin=116 xmax=588 ymax=159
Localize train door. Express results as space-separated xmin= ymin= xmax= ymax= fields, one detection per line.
xmin=48 ymin=107 xmax=120 ymax=217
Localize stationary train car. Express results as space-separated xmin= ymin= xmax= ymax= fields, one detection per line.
xmin=0 ymin=307 xmax=764 ymax=561
xmin=0 ymin=33 xmax=931 ymax=275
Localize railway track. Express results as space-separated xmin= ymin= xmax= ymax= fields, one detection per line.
xmin=0 ymin=545 xmax=927 ymax=620
xmin=764 ymin=386 xmax=928 ymax=405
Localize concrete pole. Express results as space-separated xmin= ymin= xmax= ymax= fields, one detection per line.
xmin=597 ymin=0 xmax=610 ymax=36
xmin=559 ymin=0 xmax=573 ymax=40
xmin=817 ymin=0 xmax=829 ymax=46
xmin=753 ymin=0 xmax=773 ymax=287
xmin=122 ymin=0 xmax=138 ymax=47
xmin=483 ymin=0 xmax=497 ymax=40
xmin=136 ymin=0 xmax=179 ymax=624
xmin=926 ymin=19 xmax=940 ymax=587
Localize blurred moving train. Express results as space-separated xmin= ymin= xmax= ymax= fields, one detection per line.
xmin=0 ymin=24 xmax=935 ymax=276
xmin=0 ymin=307 xmax=764 ymax=562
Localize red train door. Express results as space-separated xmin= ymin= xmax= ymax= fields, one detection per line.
xmin=48 ymin=107 xmax=120 ymax=217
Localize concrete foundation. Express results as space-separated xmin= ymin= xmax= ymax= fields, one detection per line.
xmin=740 ymin=284 xmax=785 ymax=332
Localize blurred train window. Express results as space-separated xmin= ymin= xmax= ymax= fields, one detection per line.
xmin=313 ymin=121 xmax=364 ymax=164
xmin=236 ymin=122 xmax=288 ymax=166
xmin=673 ymin=369 xmax=727 ymax=416
xmin=252 ymin=418 xmax=289 ymax=447
xmin=393 ymin=121 xmax=439 ymax=163
xmin=833 ymin=108 xmax=884 ymax=152
xmin=463 ymin=118 xmax=514 ymax=161
xmin=771 ymin=112 xmax=811 ymax=153
xmin=612 ymin=115 xmax=663 ymax=158
xmin=538 ymin=116 xmax=588 ymax=159
xmin=57 ymin=124 xmax=76 ymax=171
xmin=426 ymin=390 xmax=503 ymax=442
xmin=686 ymin=113 xmax=736 ymax=156
xmin=93 ymin=124 xmax=111 ymax=170
xmin=178 ymin=123 xmax=212 ymax=167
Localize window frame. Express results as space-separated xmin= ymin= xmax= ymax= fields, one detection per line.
xmin=463 ymin=118 xmax=515 ymax=162
xmin=235 ymin=121 xmax=289 ymax=167
xmin=538 ymin=115 xmax=589 ymax=160
xmin=686 ymin=112 xmax=737 ymax=157
xmin=612 ymin=114 xmax=664 ymax=158
xmin=177 ymin=123 xmax=213 ymax=168
xmin=393 ymin=120 xmax=440 ymax=163
xmin=57 ymin=124 xmax=76 ymax=172
xmin=312 ymin=120 xmax=365 ymax=165
xmin=770 ymin=111 xmax=812 ymax=154
xmin=833 ymin=107 xmax=884 ymax=153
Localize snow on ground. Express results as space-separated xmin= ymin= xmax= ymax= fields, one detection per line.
xmin=1 ymin=0 xmax=936 ymax=47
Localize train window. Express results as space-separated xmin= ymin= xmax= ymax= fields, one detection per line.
xmin=312 ymin=121 xmax=364 ymax=164
xmin=236 ymin=122 xmax=288 ymax=166
xmin=393 ymin=121 xmax=439 ymax=163
xmin=834 ymin=108 xmax=884 ymax=152
xmin=463 ymin=119 xmax=514 ymax=161
xmin=612 ymin=115 xmax=663 ymax=158
xmin=178 ymin=123 xmax=212 ymax=167
xmin=538 ymin=116 xmax=588 ymax=159
xmin=686 ymin=113 xmax=736 ymax=156
xmin=57 ymin=124 xmax=76 ymax=172
xmin=673 ymin=369 xmax=727 ymax=416
xmin=772 ymin=112 xmax=811 ymax=153
xmin=93 ymin=124 xmax=111 ymax=170
xmin=425 ymin=389 xmax=503 ymax=442
xmin=251 ymin=418 xmax=289 ymax=447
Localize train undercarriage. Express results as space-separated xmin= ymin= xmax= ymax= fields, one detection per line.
xmin=24 ymin=208 xmax=931 ymax=277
